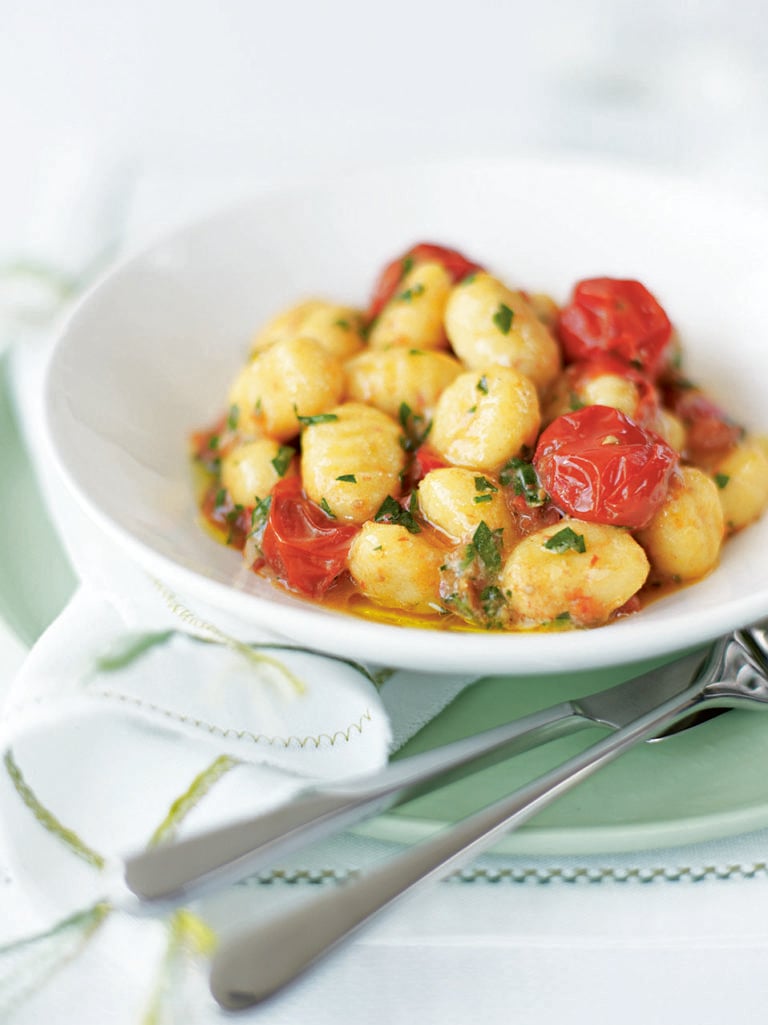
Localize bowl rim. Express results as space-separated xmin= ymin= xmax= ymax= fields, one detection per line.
xmin=43 ymin=153 xmax=768 ymax=674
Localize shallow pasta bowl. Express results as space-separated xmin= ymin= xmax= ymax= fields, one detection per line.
xmin=44 ymin=156 xmax=768 ymax=674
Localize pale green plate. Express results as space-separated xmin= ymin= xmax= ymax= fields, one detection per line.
xmin=0 ymin=354 xmax=76 ymax=645
xmin=5 ymin=357 xmax=768 ymax=857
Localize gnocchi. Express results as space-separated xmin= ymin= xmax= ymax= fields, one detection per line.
xmin=191 ymin=242 xmax=768 ymax=633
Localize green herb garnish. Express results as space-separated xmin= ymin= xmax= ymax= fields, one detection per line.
xmin=374 ymin=494 xmax=421 ymax=534
xmin=714 ymin=473 xmax=730 ymax=490
xmin=499 ymin=457 xmax=545 ymax=506
xmin=474 ymin=475 xmax=498 ymax=493
xmin=544 ymin=526 xmax=586 ymax=554
xmin=492 ymin=302 xmax=514 ymax=334
xmin=271 ymin=445 xmax=295 ymax=477
xmin=397 ymin=282 xmax=426 ymax=302
xmin=320 ymin=497 xmax=336 ymax=519
xmin=336 ymin=473 xmax=357 ymax=483
xmin=227 ymin=404 xmax=240 ymax=430
xmin=398 ymin=402 xmax=432 ymax=453
xmin=476 ymin=375 xmax=489 ymax=394
xmin=250 ymin=495 xmax=272 ymax=530
xmin=295 ymin=411 xmax=339 ymax=427
xmin=467 ymin=521 xmax=503 ymax=573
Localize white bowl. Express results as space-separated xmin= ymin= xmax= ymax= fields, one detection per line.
xmin=44 ymin=156 xmax=768 ymax=674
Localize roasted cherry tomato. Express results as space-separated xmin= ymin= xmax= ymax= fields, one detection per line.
xmin=533 ymin=405 xmax=679 ymax=529
xmin=661 ymin=374 xmax=744 ymax=466
xmin=261 ymin=476 xmax=360 ymax=597
xmin=563 ymin=353 xmax=660 ymax=428
xmin=367 ymin=242 xmax=482 ymax=321
xmin=557 ymin=278 xmax=673 ymax=378
xmin=413 ymin=442 xmax=450 ymax=479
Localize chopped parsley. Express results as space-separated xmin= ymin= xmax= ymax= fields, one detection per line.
xmin=544 ymin=526 xmax=586 ymax=554
xmin=320 ymin=497 xmax=336 ymax=519
xmin=227 ymin=404 xmax=240 ymax=431
xmin=208 ymin=434 xmax=220 ymax=451
xmin=480 ymin=585 xmax=505 ymax=619
xmin=374 ymin=494 xmax=421 ymax=534
xmin=398 ymin=402 xmax=432 ymax=453
xmin=334 ymin=318 xmax=350 ymax=330
xmin=336 ymin=473 xmax=357 ymax=483
xmin=714 ymin=473 xmax=730 ymax=490
xmin=461 ymin=272 xmax=477 ymax=285
xmin=464 ymin=521 xmax=503 ymax=574
xmin=250 ymin=495 xmax=272 ymax=530
xmin=401 ymin=255 xmax=415 ymax=276
xmin=397 ymin=282 xmax=426 ymax=302
xmin=474 ymin=475 xmax=498 ymax=493
xmin=492 ymin=302 xmax=514 ymax=334
xmin=474 ymin=494 xmax=493 ymax=504
xmin=271 ymin=444 xmax=295 ymax=477
xmin=476 ymin=375 xmax=489 ymax=394
xmin=295 ymin=410 xmax=339 ymax=427
xmin=499 ymin=457 xmax=545 ymax=506
xmin=214 ymin=488 xmax=227 ymax=509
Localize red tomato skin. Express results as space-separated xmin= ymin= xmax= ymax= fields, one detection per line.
xmin=557 ymin=278 xmax=673 ymax=378
xmin=367 ymin=242 xmax=481 ymax=321
xmin=261 ymin=477 xmax=360 ymax=597
xmin=534 ymin=405 xmax=679 ymax=529
xmin=660 ymin=376 xmax=744 ymax=466
xmin=413 ymin=443 xmax=450 ymax=479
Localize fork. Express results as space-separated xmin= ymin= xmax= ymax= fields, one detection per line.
xmin=208 ymin=621 xmax=768 ymax=1009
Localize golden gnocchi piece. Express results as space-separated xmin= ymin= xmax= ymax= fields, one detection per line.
xmin=300 ymin=403 xmax=406 ymax=523
xmin=250 ymin=299 xmax=365 ymax=359
xmin=528 ymin=292 xmax=560 ymax=330
xmin=348 ymin=522 xmax=444 ymax=614
xmin=345 ymin=347 xmax=462 ymax=421
xmin=418 ymin=467 xmax=513 ymax=547
xmin=635 ymin=467 xmax=724 ymax=580
xmin=712 ymin=438 xmax=768 ymax=533
xmin=430 ymin=366 xmax=540 ymax=472
xmin=651 ymin=408 xmax=686 ymax=453
xmin=502 ymin=518 xmax=650 ymax=627
xmin=444 ymin=273 xmax=561 ymax=393
xmin=220 ymin=438 xmax=297 ymax=507
xmin=367 ymin=261 xmax=452 ymax=350
xmin=544 ymin=369 xmax=642 ymax=424
xmin=228 ymin=336 xmax=345 ymax=441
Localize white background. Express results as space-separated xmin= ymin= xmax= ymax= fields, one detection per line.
xmin=1 ymin=0 xmax=767 ymax=252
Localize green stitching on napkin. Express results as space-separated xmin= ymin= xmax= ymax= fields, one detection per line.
xmin=152 ymin=579 xmax=308 ymax=694
xmin=148 ymin=754 xmax=240 ymax=848
xmin=87 ymin=690 xmax=375 ymax=749
xmin=141 ymin=909 xmax=217 ymax=1025
xmin=95 ymin=630 xmax=175 ymax=671
xmin=0 ymin=901 xmax=111 ymax=1019
xmin=3 ymin=750 xmax=105 ymax=869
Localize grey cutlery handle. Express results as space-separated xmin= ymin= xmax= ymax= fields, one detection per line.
xmin=123 ymin=700 xmax=579 ymax=905
xmin=209 ymin=682 xmax=702 ymax=1010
